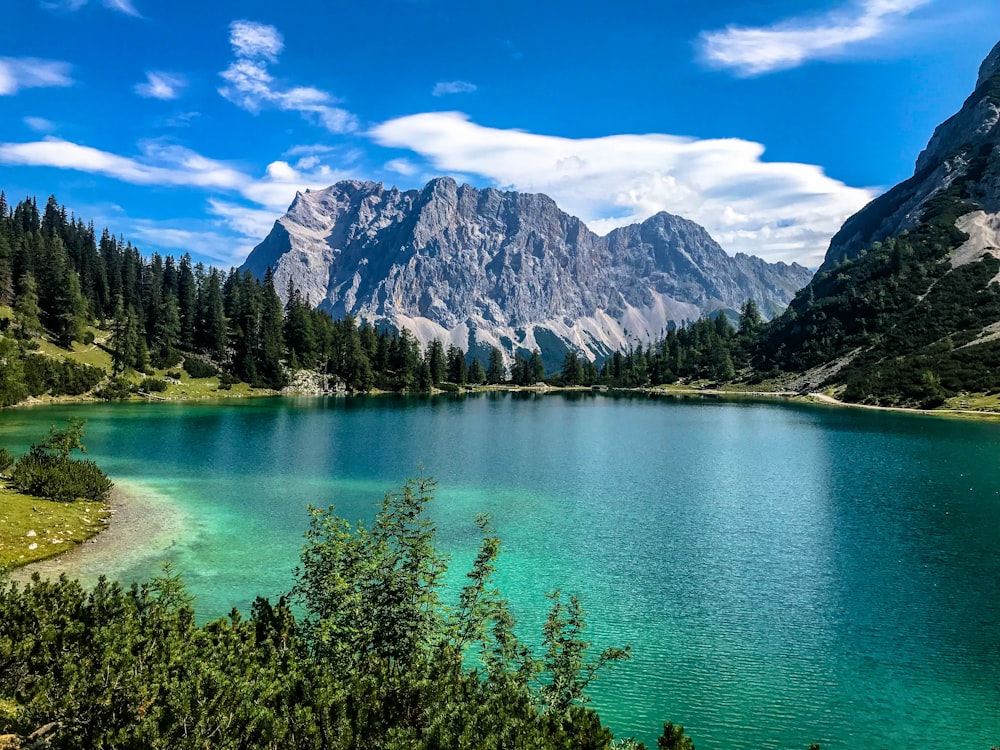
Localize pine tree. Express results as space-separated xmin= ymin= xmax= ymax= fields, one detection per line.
xmin=528 ymin=348 xmax=545 ymax=382
xmin=447 ymin=344 xmax=467 ymax=384
xmin=426 ymin=338 xmax=447 ymax=385
xmin=486 ymin=347 xmax=506 ymax=384
xmin=177 ymin=253 xmax=197 ymax=349
xmin=468 ymin=358 xmax=486 ymax=385
xmin=561 ymin=352 xmax=583 ymax=385
xmin=14 ymin=272 xmax=43 ymax=337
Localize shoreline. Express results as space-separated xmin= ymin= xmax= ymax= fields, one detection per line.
xmin=8 ymin=379 xmax=1000 ymax=420
xmin=8 ymin=478 xmax=188 ymax=585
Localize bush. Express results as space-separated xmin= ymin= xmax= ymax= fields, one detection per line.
xmin=8 ymin=420 xmax=113 ymax=502
xmin=96 ymin=377 xmax=134 ymax=401
xmin=138 ymin=377 xmax=168 ymax=393
xmin=10 ymin=452 xmax=113 ymax=502
xmin=0 ymin=447 xmax=13 ymax=475
xmin=218 ymin=372 xmax=240 ymax=386
xmin=182 ymin=358 xmax=217 ymax=379
xmin=81 ymin=330 xmax=95 ymax=345
xmin=165 ymin=370 xmax=182 ymax=380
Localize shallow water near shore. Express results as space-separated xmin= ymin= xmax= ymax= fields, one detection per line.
xmin=2 ymin=392 xmax=999 ymax=749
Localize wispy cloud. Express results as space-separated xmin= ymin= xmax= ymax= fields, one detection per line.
xmin=23 ymin=116 xmax=57 ymax=133
xmin=165 ymin=111 xmax=200 ymax=127
xmin=0 ymin=58 xmax=73 ymax=95
xmin=135 ymin=71 xmax=186 ymax=100
xmin=219 ymin=20 xmax=358 ymax=134
xmin=40 ymin=0 xmax=141 ymax=15
xmin=699 ymin=0 xmax=932 ymax=76
xmin=432 ymin=80 xmax=478 ymax=97
xmin=370 ymin=111 xmax=874 ymax=265
xmin=384 ymin=158 xmax=418 ymax=176
xmin=102 ymin=0 xmax=140 ymax=17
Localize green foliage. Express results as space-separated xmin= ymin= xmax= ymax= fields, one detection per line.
xmin=657 ymin=722 xmax=695 ymax=750
xmin=138 ymin=376 xmax=168 ymax=393
xmin=756 ymin=187 xmax=1000 ymax=405
xmin=7 ymin=419 xmax=113 ymax=502
xmin=95 ymin=376 xmax=133 ymax=401
xmin=0 ymin=477 xmax=658 ymax=749
xmin=0 ymin=447 xmax=12 ymax=475
xmin=182 ymin=356 xmax=218 ymax=379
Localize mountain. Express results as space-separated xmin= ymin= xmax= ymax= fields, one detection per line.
xmin=758 ymin=40 xmax=1000 ymax=407
xmin=242 ymin=177 xmax=810 ymax=367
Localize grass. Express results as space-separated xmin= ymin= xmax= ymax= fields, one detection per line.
xmin=147 ymin=366 xmax=266 ymax=399
xmin=0 ymin=483 xmax=109 ymax=569
xmin=943 ymin=392 xmax=1000 ymax=412
xmin=34 ymin=333 xmax=114 ymax=370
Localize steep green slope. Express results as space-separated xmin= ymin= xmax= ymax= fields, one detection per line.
xmin=755 ymin=41 xmax=1000 ymax=407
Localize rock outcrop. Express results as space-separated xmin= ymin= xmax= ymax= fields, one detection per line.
xmin=822 ymin=40 xmax=1000 ymax=271
xmin=242 ymin=178 xmax=811 ymax=365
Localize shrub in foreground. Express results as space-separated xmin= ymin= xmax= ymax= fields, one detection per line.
xmin=6 ymin=419 xmax=113 ymax=502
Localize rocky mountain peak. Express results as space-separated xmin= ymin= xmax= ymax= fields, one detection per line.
xmin=242 ymin=179 xmax=812 ymax=366
xmin=824 ymin=40 xmax=1000 ymax=270
xmin=977 ymin=40 xmax=1000 ymax=89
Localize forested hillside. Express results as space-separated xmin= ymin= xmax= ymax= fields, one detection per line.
xmin=0 ymin=193 xmax=510 ymax=406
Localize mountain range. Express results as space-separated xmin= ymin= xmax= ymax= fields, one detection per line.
xmin=241 ymin=177 xmax=810 ymax=367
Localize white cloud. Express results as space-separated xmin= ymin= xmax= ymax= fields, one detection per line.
xmin=384 ymin=158 xmax=418 ymax=176
xmin=699 ymin=0 xmax=932 ymax=76
xmin=229 ymin=20 xmax=284 ymax=61
xmin=23 ymin=116 xmax=56 ymax=133
xmin=207 ymin=199 xmax=280 ymax=240
xmin=369 ymin=111 xmax=874 ymax=265
xmin=128 ymin=222 xmax=255 ymax=265
xmin=102 ymin=0 xmax=140 ymax=16
xmin=0 ymin=135 xmax=355 ymax=263
xmin=432 ymin=80 xmax=478 ymax=97
xmin=219 ymin=20 xmax=358 ymax=134
xmin=135 ymin=71 xmax=186 ymax=100
xmin=0 ymin=58 xmax=73 ymax=95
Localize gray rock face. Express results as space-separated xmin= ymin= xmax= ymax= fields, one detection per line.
xmin=243 ymin=178 xmax=811 ymax=364
xmin=823 ymin=40 xmax=1000 ymax=271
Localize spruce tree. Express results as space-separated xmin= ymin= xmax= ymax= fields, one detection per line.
xmin=14 ymin=272 xmax=43 ymax=337
xmin=486 ymin=347 xmax=505 ymax=384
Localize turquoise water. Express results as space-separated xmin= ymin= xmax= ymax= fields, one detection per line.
xmin=1 ymin=393 xmax=999 ymax=749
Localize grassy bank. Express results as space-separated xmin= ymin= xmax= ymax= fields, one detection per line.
xmin=0 ymin=484 xmax=110 ymax=569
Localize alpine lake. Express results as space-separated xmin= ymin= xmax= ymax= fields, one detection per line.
xmin=2 ymin=392 xmax=998 ymax=749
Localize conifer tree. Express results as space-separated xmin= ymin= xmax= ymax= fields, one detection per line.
xmin=486 ymin=346 xmax=505 ymax=384
xmin=14 ymin=272 xmax=43 ymax=337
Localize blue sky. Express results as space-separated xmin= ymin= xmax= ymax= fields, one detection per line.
xmin=1 ymin=0 xmax=998 ymax=268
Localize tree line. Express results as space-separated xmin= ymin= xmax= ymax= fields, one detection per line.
xmin=0 ymin=191 xmax=777 ymax=407
xmin=0 ymin=193 xmax=519 ymax=404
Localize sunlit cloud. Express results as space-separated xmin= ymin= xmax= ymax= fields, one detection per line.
xmin=135 ymin=71 xmax=186 ymax=100
xmin=219 ymin=20 xmax=358 ymax=134
xmin=0 ymin=58 xmax=73 ymax=95
xmin=699 ymin=0 xmax=932 ymax=76
xmin=370 ymin=111 xmax=875 ymax=265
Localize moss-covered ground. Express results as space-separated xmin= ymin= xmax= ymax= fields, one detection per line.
xmin=0 ymin=484 xmax=109 ymax=569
